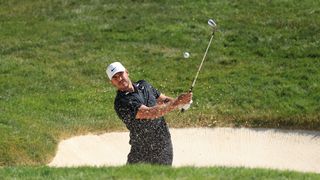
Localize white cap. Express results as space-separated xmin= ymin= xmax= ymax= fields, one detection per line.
xmin=106 ymin=62 xmax=126 ymax=80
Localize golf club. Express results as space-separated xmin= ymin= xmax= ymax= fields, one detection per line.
xmin=181 ymin=19 xmax=217 ymax=112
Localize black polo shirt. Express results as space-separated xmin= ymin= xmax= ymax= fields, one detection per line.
xmin=114 ymin=80 xmax=172 ymax=165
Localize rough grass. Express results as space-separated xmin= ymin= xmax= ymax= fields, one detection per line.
xmin=0 ymin=165 xmax=320 ymax=180
xmin=0 ymin=0 xmax=319 ymax=167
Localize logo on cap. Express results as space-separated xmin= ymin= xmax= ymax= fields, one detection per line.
xmin=106 ymin=62 xmax=126 ymax=80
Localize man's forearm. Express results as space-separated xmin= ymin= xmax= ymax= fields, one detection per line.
xmin=136 ymin=92 xmax=192 ymax=120
xmin=157 ymin=94 xmax=174 ymax=105
xmin=136 ymin=101 xmax=177 ymax=120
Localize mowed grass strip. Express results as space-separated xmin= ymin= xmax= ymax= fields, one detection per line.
xmin=0 ymin=0 xmax=319 ymax=166
xmin=0 ymin=165 xmax=320 ymax=180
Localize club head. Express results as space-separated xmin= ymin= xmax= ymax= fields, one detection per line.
xmin=208 ymin=19 xmax=217 ymax=30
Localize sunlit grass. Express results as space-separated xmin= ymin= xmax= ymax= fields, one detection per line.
xmin=0 ymin=0 xmax=319 ymax=167
xmin=1 ymin=165 xmax=320 ymax=180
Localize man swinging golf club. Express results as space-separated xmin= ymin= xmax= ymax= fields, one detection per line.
xmin=107 ymin=19 xmax=216 ymax=165
xmin=107 ymin=62 xmax=192 ymax=165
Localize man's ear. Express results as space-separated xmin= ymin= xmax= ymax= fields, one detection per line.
xmin=126 ymin=69 xmax=129 ymax=76
xmin=109 ymin=78 xmax=116 ymax=87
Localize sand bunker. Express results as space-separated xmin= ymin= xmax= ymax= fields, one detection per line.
xmin=49 ymin=128 xmax=320 ymax=173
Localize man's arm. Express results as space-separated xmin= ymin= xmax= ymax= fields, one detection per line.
xmin=156 ymin=94 xmax=175 ymax=105
xmin=135 ymin=92 xmax=192 ymax=120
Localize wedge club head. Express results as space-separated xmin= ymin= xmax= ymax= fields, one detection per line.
xmin=208 ymin=19 xmax=217 ymax=28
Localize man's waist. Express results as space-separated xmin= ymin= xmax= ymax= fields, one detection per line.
xmin=129 ymin=130 xmax=171 ymax=145
xmin=129 ymin=136 xmax=172 ymax=150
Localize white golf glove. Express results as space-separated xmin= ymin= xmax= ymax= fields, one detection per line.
xmin=179 ymin=100 xmax=193 ymax=111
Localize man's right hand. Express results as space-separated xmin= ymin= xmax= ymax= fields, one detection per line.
xmin=173 ymin=92 xmax=193 ymax=108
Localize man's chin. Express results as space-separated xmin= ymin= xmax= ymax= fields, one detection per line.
xmin=118 ymin=83 xmax=129 ymax=91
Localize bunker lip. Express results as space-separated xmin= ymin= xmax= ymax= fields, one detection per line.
xmin=48 ymin=127 xmax=320 ymax=174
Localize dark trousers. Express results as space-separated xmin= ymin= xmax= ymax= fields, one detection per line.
xmin=127 ymin=140 xmax=173 ymax=165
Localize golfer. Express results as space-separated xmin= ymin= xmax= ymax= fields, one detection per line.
xmin=106 ymin=62 xmax=192 ymax=165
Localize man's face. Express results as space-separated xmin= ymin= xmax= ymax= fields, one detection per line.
xmin=110 ymin=70 xmax=131 ymax=91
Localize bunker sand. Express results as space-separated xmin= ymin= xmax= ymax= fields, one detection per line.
xmin=49 ymin=128 xmax=320 ymax=173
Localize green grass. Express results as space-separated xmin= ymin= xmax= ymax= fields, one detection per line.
xmin=0 ymin=165 xmax=319 ymax=180
xmin=0 ymin=0 xmax=319 ymax=173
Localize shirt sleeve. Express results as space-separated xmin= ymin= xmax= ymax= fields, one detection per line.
xmin=114 ymin=96 xmax=142 ymax=124
xmin=149 ymin=83 xmax=161 ymax=99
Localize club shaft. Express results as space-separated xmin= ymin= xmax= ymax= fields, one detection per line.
xmin=190 ymin=33 xmax=214 ymax=92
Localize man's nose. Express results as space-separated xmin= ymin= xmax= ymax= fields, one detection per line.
xmin=118 ymin=75 xmax=123 ymax=81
